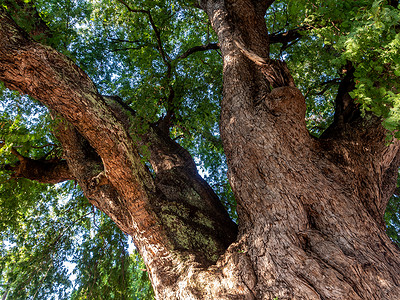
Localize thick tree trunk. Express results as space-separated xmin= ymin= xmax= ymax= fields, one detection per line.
xmin=1 ymin=1 xmax=400 ymax=299
xmin=193 ymin=1 xmax=400 ymax=299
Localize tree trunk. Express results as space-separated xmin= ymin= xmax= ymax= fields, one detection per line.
xmin=1 ymin=1 xmax=400 ymax=299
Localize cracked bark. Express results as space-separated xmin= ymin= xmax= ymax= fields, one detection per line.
xmin=1 ymin=1 xmax=400 ymax=299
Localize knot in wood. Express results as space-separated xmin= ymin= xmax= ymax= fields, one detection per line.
xmin=265 ymin=86 xmax=306 ymax=121
xmin=89 ymin=171 xmax=109 ymax=190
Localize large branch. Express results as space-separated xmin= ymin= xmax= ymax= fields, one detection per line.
xmin=52 ymin=122 xmax=140 ymax=233
xmin=222 ymin=0 xmax=276 ymax=16
xmin=318 ymin=63 xmax=400 ymax=226
xmin=115 ymin=0 xmax=179 ymax=131
xmin=0 ymin=9 xmax=237 ymax=291
xmin=4 ymin=148 xmax=74 ymax=184
xmin=104 ymin=96 xmax=238 ymax=251
xmin=321 ymin=64 xmax=358 ymax=139
xmin=0 ymin=7 xmax=152 ymax=198
xmin=0 ymin=6 xmax=176 ymax=264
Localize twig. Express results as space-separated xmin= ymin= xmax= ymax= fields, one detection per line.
xmin=32 ymin=263 xmax=53 ymax=300
xmin=111 ymin=46 xmax=144 ymax=52
xmin=108 ymin=38 xmax=142 ymax=44
xmin=304 ymin=78 xmax=341 ymax=99
xmin=116 ymin=0 xmax=171 ymax=64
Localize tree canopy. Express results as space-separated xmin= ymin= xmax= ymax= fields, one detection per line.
xmin=0 ymin=0 xmax=400 ymax=299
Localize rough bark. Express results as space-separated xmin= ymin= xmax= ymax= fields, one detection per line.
xmin=0 ymin=6 xmax=237 ymax=297
xmin=4 ymin=147 xmax=73 ymax=184
xmin=1 ymin=1 xmax=400 ymax=299
xmin=199 ymin=1 xmax=400 ymax=299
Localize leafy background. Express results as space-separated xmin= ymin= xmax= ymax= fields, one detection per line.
xmin=0 ymin=0 xmax=399 ymax=298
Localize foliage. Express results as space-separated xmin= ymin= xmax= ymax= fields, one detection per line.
xmin=267 ymin=0 xmax=400 ymax=137
xmin=385 ymin=194 xmax=400 ymax=246
xmin=0 ymin=177 xmax=154 ymax=299
xmin=385 ymin=176 xmax=400 ymax=247
xmin=0 ymin=89 xmax=153 ymax=298
xmin=0 ymin=0 xmax=400 ymax=298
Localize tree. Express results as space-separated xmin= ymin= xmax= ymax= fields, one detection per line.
xmin=1 ymin=0 xmax=400 ymax=298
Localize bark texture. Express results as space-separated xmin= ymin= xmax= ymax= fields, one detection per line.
xmin=4 ymin=147 xmax=73 ymax=183
xmin=1 ymin=1 xmax=400 ymax=299
xmin=199 ymin=1 xmax=400 ymax=299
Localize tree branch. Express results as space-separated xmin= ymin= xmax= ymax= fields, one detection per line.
xmin=224 ymin=0 xmax=276 ymax=15
xmin=177 ymin=43 xmax=219 ymax=60
xmin=3 ymin=0 xmax=53 ymax=42
xmin=104 ymin=96 xmax=238 ymax=252
xmin=0 ymin=9 xmax=172 ymax=253
xmin=304 ymin=78 xmax=340 ymax=99
xmin=111 ymin=46 xmax=144 ymax=52
xmin=269 ymin=26 xmax=310 ymax=45
xmin=388 ymin=0 xmax=399 ymax=8
xmin=320 ymin=64 xmax=360 ymax=139
xmin=0 ymin=7 xmax=237 ymax=289
xmin=116 ymin=0 xmax=171 ymax=64
xmin=116 ymin=0 xmax=177 ymax=132
xmin=107 ymin=38 xmax=142 ymax=44
xmin=10 ymin=147 xmax=25 ymax=161
xmin=0 ymin=7 xmax=153 ymax=195
xmin=5 ymin=148 xmax=74 ymax=184
xmin=115 ymin=0 xmax=148 ymax=14
xmin=317 ymin=63 xmax=400 ymax=227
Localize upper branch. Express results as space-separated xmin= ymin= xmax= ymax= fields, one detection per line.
xmin=177 ymin=43 xmax=219 ymax=60
xmin=116 ymin=0 xmax=177 ymax=130
xmin=320 ymin=63 xmax=372 ymax=141
xmin=3 ymin=0 xmax=53 ymax=42
xmin=317 ymin=63 xmax=400 ymax=225
xmin=268 ymin=26 xmax=310 ymax=50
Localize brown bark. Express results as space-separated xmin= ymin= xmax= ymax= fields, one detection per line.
xmin=5 ymin=147 xmax=74 ymax=184
xmin=3 ymin=0 xmax=53 ymax=43
xmin=0 ymin=6 xmax=237 ymax=297
xmin=199 ymin=1 xmax=400 ymax=299
xmin=1 ymin=1 xmax=400 ymax=299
